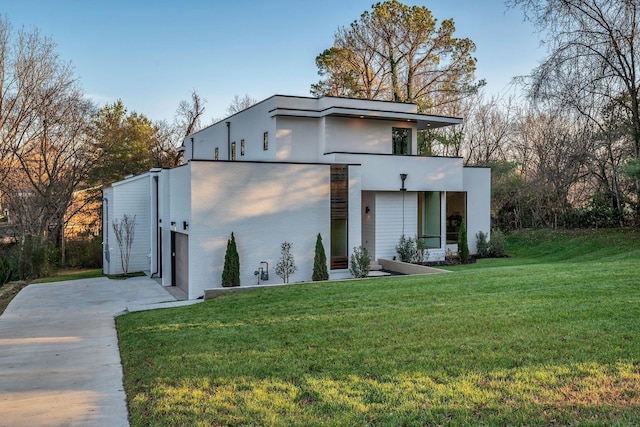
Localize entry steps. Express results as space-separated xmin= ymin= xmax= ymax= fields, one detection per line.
xmin=368 ymin=263 xmax=391 ymax=277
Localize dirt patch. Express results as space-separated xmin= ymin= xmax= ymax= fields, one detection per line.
xmin=0 ymin=281 xmax=29 ymax=316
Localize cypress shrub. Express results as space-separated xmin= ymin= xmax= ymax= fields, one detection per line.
xmin=312 ymin=233 xmax=329 ymax=281
xmin=221 ymin=232 xmax=240 ymax=287
xmin=458 ymin=219 xmax=470 ymax=263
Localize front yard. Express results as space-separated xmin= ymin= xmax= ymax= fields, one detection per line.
xmin=117 ymin=229 xmax=640 ymax=426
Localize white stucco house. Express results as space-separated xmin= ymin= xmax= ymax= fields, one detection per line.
xmin=102 ymin=95 xmax=491 ymax=299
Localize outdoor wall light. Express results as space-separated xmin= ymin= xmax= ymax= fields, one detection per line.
xmin=183 ymin=221 xmax=189 ymax=230
xmin=170 ymin=221 xmax=176 ymax=226
xmin=365 ymin=206 xmax=370 ymax=214
xmin=400 ymin=173 xmax=408 ymax=191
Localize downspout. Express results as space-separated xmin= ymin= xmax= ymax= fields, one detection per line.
xmin=226 ymin=121 xmax=231 ymax=160
xmin=190 ymin=137 xmax=194 ymax=160
xmin=151 ymin=175 xmax=159 ymax=277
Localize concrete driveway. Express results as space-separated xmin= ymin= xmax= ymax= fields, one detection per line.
xmin=0 ymin=276 xmax=198 ymax=427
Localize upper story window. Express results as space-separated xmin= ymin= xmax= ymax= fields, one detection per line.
xmin=392 ymin=127 xmax=411 ymax=155
xmin=263 ymin=132 xmax=269 ymax=150
xmin=240 ymin=139 xmax=245 ymax=156
xmin=231 ymin=142 xmax=236 ymax=160
xmin=215 ymin=147 xmax=219 ymax=160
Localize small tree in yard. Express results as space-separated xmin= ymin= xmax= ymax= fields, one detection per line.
xmin=222 ymin=232 xmax=240 ymax=287
xmin=276 ymin=241 xmax=297 ymax=283
xmin=350 ymin=246 xmax=370 ymax=278
xmin=112 ymin=214 xmax=136 ymax=274
xmin=458 ymin=219 xmax=470 ymax=263
xmin=312 ymin=233 xmax=329 ymax=281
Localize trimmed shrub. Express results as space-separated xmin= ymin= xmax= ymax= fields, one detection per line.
xmin=221 ymin=232 xmax=240 ymax=287
xmin=396 ymin=235 xmax=414 ymax=263
xmin=476 ymin=231 xmax=489 ymax=258
xmin=275 ymin=241 xmax=297 ymax=283
xmin=312 ymin=233 xmax=329 ymax=281
xmin=458 ymin=219 xmax=470 ymax=263
xmin=349 ymin=246 xmax=370 ymax=278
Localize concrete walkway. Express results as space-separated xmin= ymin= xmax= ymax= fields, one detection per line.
xmin=0 ymin=276 xmax=199 ymax=427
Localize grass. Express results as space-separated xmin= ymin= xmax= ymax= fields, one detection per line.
xmin=31 ymin=268 xmax=103 ymax=283
xmin=117 ymin=229 xmax=640 ymax=426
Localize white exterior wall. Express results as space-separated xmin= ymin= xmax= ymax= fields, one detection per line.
xmin=185 ymin=98 xmax=277 ymax=162
xmin=276 ymin=117 xmax=320 ymax=162
xmin=374 ymin=192 xmax=418 ymax=261
xmin=361 ymin=191 xmax=376 ymax=260
xmin=463 ymin=167 xmax=491 ymax=254
xmin=324 ymin=117 xmax=418 ymax=155
xmin=326 ymin=153 xmax=464 ymax=192
xmin=102 ymin=174 xmax=151 ymax=275
xmin=188 ymin=161 xmax=331 ymax=298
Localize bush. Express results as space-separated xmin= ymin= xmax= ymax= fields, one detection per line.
xmin=396 ymin=235 xmax=429 ymax=264
xmin=221 ymin=232 xmax=240 ymax=287
xmin=489 ymin=229 xmax=507 ymax=257
xmin=476 ymin=231 xmax=489 ymax=258
xmin=349 ymin=246 xmax=370 ymax=278
xmin=64 ymin=237 xmax=103 ymax=268
xmin=458 ymin=219 xmax=470 ymax=263
xmin=312 ymin=233 xmax=329 ymax=281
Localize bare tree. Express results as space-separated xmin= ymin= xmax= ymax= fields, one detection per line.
xmin=112 ymin=214 xmax=136 ymax=274
xmin=174 ymin=90 xmax=205 ymax=138
xmin=509 ymin=0 xmax=640 ymax=220
xmin=0 ymin=16 xmax=98 ymax=257
xmin=226 ymin=94 xmax=257 ymax=115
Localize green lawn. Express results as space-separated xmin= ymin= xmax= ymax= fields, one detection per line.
xmin=117 ymin=229 xmax=640 ymax=426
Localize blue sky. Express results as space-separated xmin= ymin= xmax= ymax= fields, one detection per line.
xmin=3 ymin=0 xmax=542 ymax=123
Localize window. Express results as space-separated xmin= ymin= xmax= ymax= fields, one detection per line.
xmin=446 ymin=192 xmax=467 ymax=244
xmin=240 ymin=139 xmax=245 ymax=156
xmin=263 ymin=132 xmax=268 ymax=150
xmin=418 ymin=191 xmax=441 ymax=248
xmin=392 ymin=127 xmax=411 ymax=155
xmin=330 ymin=164 xmax=349 ymax=269
xmin=215 ymin=147 xmax=219 ymax=160
xmin=231 ymin=142 xmax=236 ymax=160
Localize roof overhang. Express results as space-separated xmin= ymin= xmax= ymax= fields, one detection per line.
xmin=269 ymin=106 xmax=462 ymax=129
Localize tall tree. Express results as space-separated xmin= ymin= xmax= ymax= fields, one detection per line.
xmin=0 ymin=16 xmax=97 ymax=248
xmin=89 ymin=100 xmax=158 ymax=185
xmin=509 ymin=0 xmax=640 ymax=220
xmin=311 ymin=0 xmax=484 ymax=113
xmin=174 ymin=90 xmax=205 ymax=138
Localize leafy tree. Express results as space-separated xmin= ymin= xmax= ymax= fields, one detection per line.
xmin=458 ymin=219 xmax=469 ymax=263
xmin=89 ymin=101 xmax=157 ymax=186
xmin=275 ymin=241 xmax=297 ymax=283
xmin=312 ymin=233 xmax=329 ymax=281
xmin=312 ymin=0 xmax=484 ymax=113
xmin=221 ymin=232 xmax=240 ymax=287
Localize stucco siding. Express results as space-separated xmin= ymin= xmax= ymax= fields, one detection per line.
xmin=328 ymin=153 xmax=464 ymax=192
xmin=361 ymin=191 xmax=376 ymax=260
xmin=276 ymin=116 xmax=321 ymax=162
xmin=187 ymin=98 xmax=276 ymax=162
xmin=324 ymin=116 xmax=418 ymax=155
xmin=463 ymin=167 xmax=491 ymax=254
xmin=188 ymin=161 xmax=331 ymax=298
